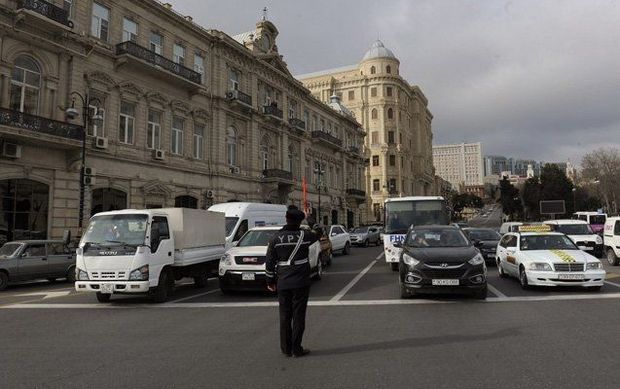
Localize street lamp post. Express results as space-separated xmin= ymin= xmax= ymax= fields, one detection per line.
xmin=314 ymin=161 xmax=325 ymax=224
xmin=65 ymin=92 xmax=103 ymax=236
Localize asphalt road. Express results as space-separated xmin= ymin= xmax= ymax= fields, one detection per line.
xmin=2 ymin=245 xmax=620 ymax=388
xmin=468 ymin=204 xmax=503 ymax=229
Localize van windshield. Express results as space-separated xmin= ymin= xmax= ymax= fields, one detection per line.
xmin=590 ymin=215 xmax=606 ymax=225
xmin=225 ymin=217 xmax=239 ymax=237
xmin=556 ymin=224 xmax=594 ymax=235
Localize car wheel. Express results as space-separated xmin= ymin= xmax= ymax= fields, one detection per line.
xmin=151 ymin=269 xmax=173 ymax=303
xmin=607 ymin=249 xmax=619 ymax=266
xmin=474 ymin=285 xmax=488 ymax=300
xmin=390 ymin=262 xmax=399 ymax=272
xmin=519 ymin=267 xmax=530 ymax=290
xmin=66 ymin=266 xmax=76 ymax=284
xmin=343 ymin=242 xmax=351 ymax=255
xmin=313 ymin=259 xmax=323 ymax=281
xmin=96 ymin=292 xmax=111 ymax=303
xmin=498 ymin=261 xmax=507 ymax=278
xmin=0 ymin=272 xmax=9 ymax=291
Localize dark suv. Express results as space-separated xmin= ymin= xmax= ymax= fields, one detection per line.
xmin=395 ymin=225 xmax=487 ymax=299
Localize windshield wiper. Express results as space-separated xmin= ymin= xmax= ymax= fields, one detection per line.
xmin=104 ymin=240 xmax=138 ymax=248
xmin=83 ymin=241 xmax=101 ymax=250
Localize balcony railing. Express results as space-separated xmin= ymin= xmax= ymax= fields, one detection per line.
xmin=0 ymin=108 xmax=82 ymax=141
xmin=263 ymin=169 xmax=293 ymax=181
xmin=311 ymin=130 xmax=343 ymax=147
xmin=289 ymin=118 xmax=306 ymax=131
xmin=262 ymin=105 xmax=283 ymax=120
xmin=226 ymin=89 xmax=252 ymax=107
xmin=348 ymin=145 xmax=360 ymax=154
xmin=17 ymin=0 xmax=74 ymax=28
xmin=346 ymin=188 xmax=366 ymax=198
xmin=116 ymin=41 xmax=202 ymax=84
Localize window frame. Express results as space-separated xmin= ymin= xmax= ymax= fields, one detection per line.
xmin=10 ymin=56 xmax=41 ymax=115
xmin=91 ymin=2 xmax=110 ymax=42
xmin=150 ymin=32 xmax=163 ymax=54
xmin=173 ymin=44 xmax=186 ymax=66
xmin=122 ymin=17 xmax=138 ymax=42
xmin=171 ymin=116 xmax=184 ymax=155
xmin=118 ymin=101 xmax=136 ymax=145
xmin=147 ymin=109 xmax=162 ymax=150
xmin=193 ymin=123 xmax=204 ymax=160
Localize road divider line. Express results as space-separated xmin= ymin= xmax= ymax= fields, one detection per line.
xmin=330 ymin=260 xmax=377 ymax=302
xmin=604 ymin=280 xmax=620 ymax=288
xmin=168 ymin=288 xmax=220 ymax=303
xmin=486 ymin=284 xmax=507 ymax=298
xmin=376 ymin=252 xmax=385 ymax=260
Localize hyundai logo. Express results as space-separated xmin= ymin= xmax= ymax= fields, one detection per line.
xmin=440 ymin=263 xmax=449 ymax=268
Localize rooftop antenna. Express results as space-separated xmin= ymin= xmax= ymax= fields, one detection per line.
xmin=262 ymin=6 xmax=268 ymax=21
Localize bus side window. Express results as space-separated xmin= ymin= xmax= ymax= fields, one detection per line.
xmin=233 ymin=219 xmax=248 ymax=242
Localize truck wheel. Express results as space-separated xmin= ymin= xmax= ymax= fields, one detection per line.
xmin=66 ymin=266 xmax=76 ymax=284
xmin=193 ymin=273 xmax=209 ymax=288
xmin=607 ymin=249 xmax=619 ymax=266
xmin=390 ymin=262 xmax=399 ymax=272
xmin=96 ymin=292 xmax=111 ymax=303
xmin=0 ymin=272 xmax=9 ymax=291
xmin=152 ymin=269 xmax=172 ymax=303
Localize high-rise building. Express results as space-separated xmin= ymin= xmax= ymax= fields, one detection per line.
xmin=433 ymin=143 xmax=484 ymax=191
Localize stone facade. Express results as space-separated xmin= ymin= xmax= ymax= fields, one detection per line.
xmin=297 ymin=41 xmax=435 ymax=223
xmin=433 ymin=142 xmax=484 ymax=191
xmin=0 ymin=0 xmax=366 ymax=242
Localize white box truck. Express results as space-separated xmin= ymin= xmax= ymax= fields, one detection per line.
xmin=75 ymin=208 xmax=225 ymax=303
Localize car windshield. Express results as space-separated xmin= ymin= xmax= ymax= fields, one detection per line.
xmin=555 ymin=224 xmax=594 ymax=235
xmin=590 ymin=215 xmax=606 ymax=225
xmin=352 ymin=227 xmax=368 ymax=233
xmin=81 ymin=214 xmax=148 ymax=247
xmin=407 ymin=228 xmax=469 ymax=248
xmin=385 ymin=200 xmax=449 ymax=234
xmin=467 ymin=229 xmax=501 ymax=241
xmin=0 ymin=243 xmax=22 ymax=257
xmin=237 ymin=229 xmax=279 ymax=247
xmin=225 ymin=217 xmax=239 ymax=237
xmin=520 ymin=235 xmax=578 ymax=251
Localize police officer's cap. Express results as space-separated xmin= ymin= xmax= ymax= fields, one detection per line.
xmin=286 ymin=209 xmax=305 ymax=223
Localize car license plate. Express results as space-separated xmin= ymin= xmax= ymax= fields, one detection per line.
xmin=432 ymin=279 xmax=459 ymax=286
xmin=486 ymin=253 xmax=495 ymax=258
xmin=100 ymin=283 xmax=114 ymax=294
xmin=242 ymin=272 xmax=255 ymax=281
xmin=558 ymin=273 xmax=584 ymax=280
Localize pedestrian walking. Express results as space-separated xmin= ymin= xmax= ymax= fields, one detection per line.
xmin=265 ymin=208 xmax=318 ymax=357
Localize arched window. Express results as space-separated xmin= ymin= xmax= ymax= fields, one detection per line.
xmin=175 ymin=195 xmax=198 ymax=209
xmin=371 ymin=108 xmax=378 ymax=119
xmin=0 ymin=179 xmax=49 ymax=241
xmin=226 ymin=127 xmax=237 ymax=166
xmin=370 ymin=66 xmax=376 ymax=75
xmin=386 ymin=65 xmax=391 ymax=74
xmin=387 ymin=108 xmax=394 ymax=119
xmin=260 ymin=135 xmax=270 ymax=171
xmin=91 ymin=188 xmax=127 ymax=216
xmin=10 ymin=56 xmax=41 ymax=114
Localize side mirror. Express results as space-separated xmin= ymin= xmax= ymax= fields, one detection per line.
xmin=331 ymin=233 xmax=337 ymax=237
xmin=393 ymin=241 xmax=403 ymax=249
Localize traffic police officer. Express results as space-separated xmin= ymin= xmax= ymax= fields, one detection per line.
xmin=265 ymin=208 xmax=318 ymax=357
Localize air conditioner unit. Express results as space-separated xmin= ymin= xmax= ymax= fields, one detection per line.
xmin=206 ymin=190 xmax=214 ymax=199
xmin=2 ymin=142 xmax=21 ymax=158
xmin=94 ymin=136 xmax=108 ymax=149
xmin=153 ymin=149 xmax=165 ymax=160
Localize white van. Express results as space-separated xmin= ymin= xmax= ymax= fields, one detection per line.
xmin=544 ymin=219 xmax=603 ymax=257
xmin=603 ymin=216 xmax=620 ymax=266
xmin=208 ymin=202 xmax=287 ymax=247
xmin=499 ymin=222 xmax=523 ymax=235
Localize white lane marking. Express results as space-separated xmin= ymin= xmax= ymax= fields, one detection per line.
xmin=16 ymin=291 xmax=72 ymax=299
xmin=376 ymin=252 xmax=385 ymax=260
xmin=604 ymin=280 xmax=620 ymax=288
xmin=330 ymin=260 xmax=377 ymax=302
xmin=486 ymin=284 xmax=507 ymax=298
xmin=6 ymin=292 xmax=620 ymax=309
xmin=167 ymin=289 xmax=220 ymax=303
xmin=322 ymin=270 xmax=366 ymax=275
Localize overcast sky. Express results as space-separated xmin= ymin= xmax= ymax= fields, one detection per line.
xmin=169 ymin=0 xmax=620 ymax=164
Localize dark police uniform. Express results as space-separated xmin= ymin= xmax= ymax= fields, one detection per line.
xmin=265 ymin=213 xmax=318 ymax=357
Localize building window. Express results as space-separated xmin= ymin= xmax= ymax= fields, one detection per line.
xmin=173 ymin=44 xmax=185 ymax=65
xmin=348 ymin=90 xmax=355 ymax=100
xmin=387 ymin=108 xmax=394 ymax=119
xmin=370 ymin=87 xmax=377 ymax=97
xmin=371 ymin=109 xmax=378 ymax=119
xmin=122 ymin=18 xmax=138 ymax=42
xmin=260 ymin=136 xmax=270 ymax=170
xmin=91 ymin=2 xmax=110 ymax=41
xmin=287 ymin=145 xmax=295 ymax=174
xmin=194 ymin=54 xmax=205 ymax=83
xmin=118 ymin=101 xmax=135 ymax=144
xmin=147 ymin=109 xmax=161 ymax=149
xmin=150 ymin=32 xmax=163 ymax=54
xmin=226 ymin=127 xmax=237 ymax=166
xmin=371 ymin=131 xmax=379 ymax=144
xmin=370 ymin=66 xmax=376 ymax=74
xmin=0 ymin=179 xmax=49 ymax=242
xmin=389 ymin=155 xmax=396 ymax=166
xmin=388 ymin=178 xmax=397 ymax=193
xmin=63 ymin=0 xmax=74 ymax=16
xmin=386 ymin=65 xmax=391 ymax=74
xmin=175 ymin=195 xmax=198 ymax=209
xmin=10 ymin=56 xmax=40 ymax=115
xmin=372 ymin=155 xmax=379 ymax=166
xmin=87 ymin=103 xmax=105 ymax=137
xmin=91 ymin=188 xmax=127 ymax=216
xmin=372 ymin=179 xmax=380 ymax=192
xmin=388 ymin=131 xmax=395 ymax=144
xmin=229 ymin=69 xmax=239 ymax=91
xmin=386 ymin=87 xmax=393 ymax=97
xmin=193 ymin=123 xmax=204 ymax=160
xmin=289 ymin=99 xmax=297 ymax=119
xmin=171 ymin=116 xmax=184 ymax=155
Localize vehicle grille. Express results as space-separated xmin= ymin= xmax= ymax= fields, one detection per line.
xmin=421 ymin=268 xmax=467 ymax=279
xmin=90 ymin=271 xmax=127 ymax=280
xmin=234 ymin=256 xmax=266 ymax=265
xmin=574 ymin=241 xmax=595 ymax=248
xmin=553 ymin=263 xmax=585 ymax=272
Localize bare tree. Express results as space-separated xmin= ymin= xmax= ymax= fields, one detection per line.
xmin=581 ymin=147 xmax=620 ymax=214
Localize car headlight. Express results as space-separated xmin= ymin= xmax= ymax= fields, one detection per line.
xmin=220 ymin=254 xmax=233 ymax=267
xmin=402 ymin=253 xmax=419 ymax=266
xmin=587 ymin=262 xmax=602 ymax=270
xmin=129 ymin=265 xmax=149 ymax=281
xmin=77 ymin=268 xmax=89 ymax=281
xmin=595 ymin=236 xmax=603 ymax=244
xmin=468 ymin=253 xmax=484 ymax=266
xmin=529 ymin=262 xmax=552 ymax=271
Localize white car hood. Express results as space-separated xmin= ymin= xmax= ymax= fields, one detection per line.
xmin=522 ymin=249 xmax=596 ymax=264
xmin=226 ymin=246 xmax=268 ymax=257
xmin=566 ymin=234 xmax=598 ymax=243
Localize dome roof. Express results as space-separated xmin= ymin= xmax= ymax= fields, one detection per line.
xmin=328 ymin=94 xmax=355 ymax=118
xmin=362 ymin=40 xmax=397 ymax=61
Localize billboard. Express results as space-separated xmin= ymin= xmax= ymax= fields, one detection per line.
xmin=539 ymin=200 xmax=566 ymax=215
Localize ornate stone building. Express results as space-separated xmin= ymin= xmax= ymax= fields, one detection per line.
xmin=0 ymin=0 xmax=366 ymax=243
xmin=298 ymin=41 xmax=435 ymax=222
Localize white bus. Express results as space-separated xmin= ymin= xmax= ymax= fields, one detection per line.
xmin=383 ymin=196 xmax=450 ymax=270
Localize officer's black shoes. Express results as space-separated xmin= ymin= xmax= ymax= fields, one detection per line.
xmin=292 ymin=348 xmax=311 ymax=358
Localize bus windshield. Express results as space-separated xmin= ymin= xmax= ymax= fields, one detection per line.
xmin=384 ymin=200 xmax=449 ymax=234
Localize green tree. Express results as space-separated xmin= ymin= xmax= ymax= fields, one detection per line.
xmin=522 ymin=177 xmax=541 ymax=220
xmin=499 ymin=177 xmax=522 ymax=219
xmin=539 ymin=164 xmax=574 ymax=215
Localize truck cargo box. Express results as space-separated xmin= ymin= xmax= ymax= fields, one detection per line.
xmin=159 ymin=208 xmax=225 ymax=250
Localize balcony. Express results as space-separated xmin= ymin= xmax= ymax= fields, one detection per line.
xmin=348 ymin=145 xmax=360 ymax=154
xmin=262 ymin=105 xmax=283 ymax=121
xmin=16 ymin=0 xmax=74 ymax=31
xmin=346 ymin=188 xmax=367 ymax=202
xmin=311 ymin=130 xmax=343 ymax=149
xmin=225 ymin=89 xmax=252 ymax=109
xmin=115 ymin=41 xmax=202 ymax=88
xmin=288 ymin=117 xmax=306 ymax=135
xmin=262 ymin=169 xmax=293 ymax=184
xmin=0 ymin=107 xmax=82 ymax=146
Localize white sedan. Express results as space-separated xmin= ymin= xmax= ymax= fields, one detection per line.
xmin=496 ymin=230 xmax=606 ymax=290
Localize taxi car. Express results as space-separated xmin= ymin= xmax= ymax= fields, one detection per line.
xmin=218 ymin=226 xmax=321 ymax=293
xmin=496 ymin=225 xmax=605 ymax=290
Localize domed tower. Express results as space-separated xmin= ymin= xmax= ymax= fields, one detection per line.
xmin=360 ymin=40 xmax=400 ymax=76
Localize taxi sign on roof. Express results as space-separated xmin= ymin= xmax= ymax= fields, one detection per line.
xmin=518 ymin=224 xmax=553 ymax=233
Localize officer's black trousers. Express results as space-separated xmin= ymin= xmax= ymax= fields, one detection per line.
xmin=278 ymin=286 xmax=310 ymax=355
